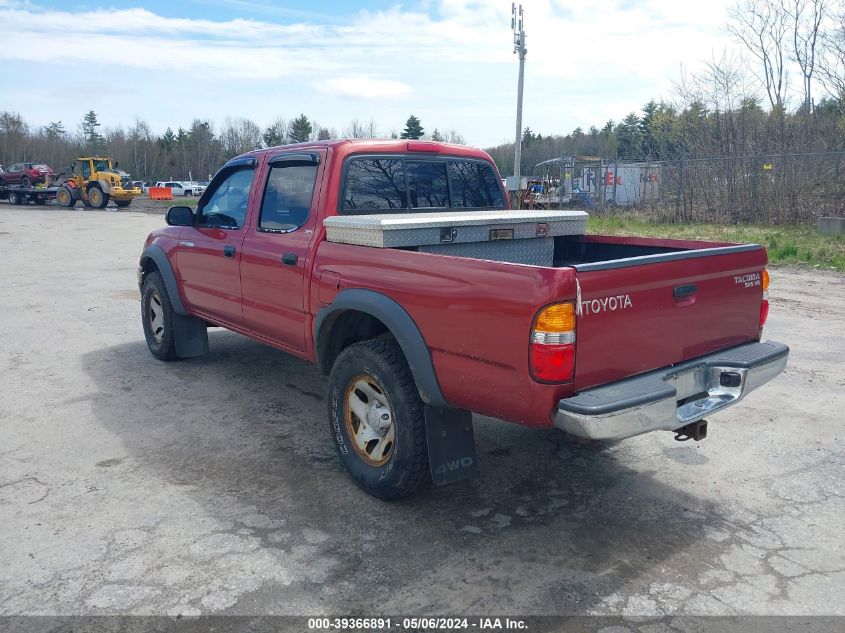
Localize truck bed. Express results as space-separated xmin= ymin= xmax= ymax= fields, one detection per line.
xmin=552 ymin=234 xmax=760 ymax=270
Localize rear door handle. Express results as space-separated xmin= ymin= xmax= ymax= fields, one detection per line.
xmin=223 ymin=245 xmax=236 ymax=258
xmin=673 ymin=284 xmax=697 ymax=299
xmin=281 ymin=253 xmax=298 ymax=265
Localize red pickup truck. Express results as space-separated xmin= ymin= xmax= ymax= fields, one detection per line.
xmin=138 ymin=139 xmax=788 ymax=499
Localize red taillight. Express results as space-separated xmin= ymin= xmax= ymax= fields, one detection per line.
xmin=530 ymin=343 xmax=575 ymax=382
xmin=759 ymin=299 xmax=769 ymax=328
xmin=530 ymin=303 xmax=576 ymax=382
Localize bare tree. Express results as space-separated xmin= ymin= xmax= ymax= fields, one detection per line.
xmin=0 ymin=111 xmax=31 ymax=165
xmin=343 ymin=119 xmax=366 ymax=139
xmin=818 ymin=6 xmax=845 ymax=108
xmin=445 ymin=130 xmax=466 ymax=145
xmin=789 ymin=0 xmax=828 ymax=112
xmin=729 ymin=0 xmax=791 ymax=117
xmin=220 ymin=117 xmax=261 ymax=157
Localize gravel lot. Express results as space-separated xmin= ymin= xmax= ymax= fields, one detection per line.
xmin=1 ymin=204 xmax=843 ymax=617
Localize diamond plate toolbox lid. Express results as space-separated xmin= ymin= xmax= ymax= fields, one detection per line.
xmin=323 ymin=209 xmax=588 ymax=248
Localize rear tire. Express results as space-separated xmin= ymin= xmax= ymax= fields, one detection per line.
xmin=20 ymin=176 xmax=30 ymax=188
xmin=88 ymin=186 xmax=109 ymax=208
xmin=8 ymin=190 xmax=21 ymax=205
xmin=56 ymin=186 xmax=75 ymax=207
xmin=327 ymin=338 xmax=429 ymax=500
xmin=115 ymin=200 xmax=132 ymax=208
xmin=141 ymin=272 xmax=178 ymax=361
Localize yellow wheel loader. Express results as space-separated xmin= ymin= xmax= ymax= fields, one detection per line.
xmin=54 ymin=157 xmax=142 ymax=209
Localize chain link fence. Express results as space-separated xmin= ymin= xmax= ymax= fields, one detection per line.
xmin=534 ymin=151 xmax=845 ymax=224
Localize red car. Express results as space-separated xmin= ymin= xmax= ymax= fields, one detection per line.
xmin=1 ymin=162 xmax=54 ymax=187
xmin=137 ymin=139 xmax=788 ymax=499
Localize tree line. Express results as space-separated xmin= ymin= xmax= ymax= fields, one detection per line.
xmin=485 ymin=0 xmax=845 ymax=223
xmin=1 ymin=0 xmax=842 ymax=221
xmin=488 ymin=0 xmax=845 ymax=176
xmin=0 ymin=111 xmax=464 ymax=183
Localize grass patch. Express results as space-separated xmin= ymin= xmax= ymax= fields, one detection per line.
xmin=587 ymin=216 xmax=845 ymax=271
xmin=146 ymin=196 xmax=199 ymax=208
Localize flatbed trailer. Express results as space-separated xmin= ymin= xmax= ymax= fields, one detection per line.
xmin=0 ymin=184 xmax=58 ymax=206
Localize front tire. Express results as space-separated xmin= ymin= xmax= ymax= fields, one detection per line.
xmin=327 ymin=338 xmax=429 ymax=500
xmin=8 ymin=190 xmax=21 ymax=205
xmin=88 ymin=186 xmax=109 ymax=208
xmin=141 ymin=272 xmax=178 ymax=361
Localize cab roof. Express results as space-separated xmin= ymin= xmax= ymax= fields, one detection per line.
xmin=240 ymin=139 xmax=492 ymax=163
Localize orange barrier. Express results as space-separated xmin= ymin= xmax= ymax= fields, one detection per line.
xmin=149 ymin=187 xmax=172 ymax=201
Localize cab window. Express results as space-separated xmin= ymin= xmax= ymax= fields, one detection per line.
xmin=340 ymin=157 xmax=504 ymax=214
xmin=198 ymin=168 xmax=255 ymax=229
xmin=342 ymin=159 xmax=406 ymax=211
xmin=407 ymin=161 xmax=449 ymax=208
xmin=259 ymin=162 xmax=318 ymax=232
xmin=448 ymin=161 xmax=505 ymax=208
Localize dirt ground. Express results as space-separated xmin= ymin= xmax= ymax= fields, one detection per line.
xmin=0 ymin=203 xmax=843 ymax=618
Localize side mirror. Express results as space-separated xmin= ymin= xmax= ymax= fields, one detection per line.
xmin=166 ymin=205 xmax=195 ymax=226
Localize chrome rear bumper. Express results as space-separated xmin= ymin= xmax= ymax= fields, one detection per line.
xmin=555 ymin=341 xmax=789 ymax=440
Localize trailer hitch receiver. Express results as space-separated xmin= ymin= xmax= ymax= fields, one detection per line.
xmin=674 ymin=419 xmax=708 ymax=442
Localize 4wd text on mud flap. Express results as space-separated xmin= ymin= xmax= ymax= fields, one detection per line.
xmin=434 ymin=456 xmax=474 ymax=476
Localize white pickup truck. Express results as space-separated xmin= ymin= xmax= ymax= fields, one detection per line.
xmin=156 ymin=181 xmax=205 ymax=197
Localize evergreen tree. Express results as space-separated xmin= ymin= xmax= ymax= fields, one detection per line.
xmin=160 ymin=127 xmax=176 ymax=152
xmin=614 ymin=113 xmax=643 ymax=158
xmin=46 ymin=121 xmax=66 ymax=139
xmin=400 ymin=115 xmax=424 ymax=139
xmin=263 ymin=119 xmax=287 ymax=147
xmin=522 ymin=127 xmax=536 ymax=144
xmin=639 ymin=100 xmax=660 ymax=159
xmin=82 ymin=110 xmax=103 ymax=150
xmin=288 ymin=114 xmax=313 ymax=143
xmin=431 ymin=128 xmax=444 ymax=142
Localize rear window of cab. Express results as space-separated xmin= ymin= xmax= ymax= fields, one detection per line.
xmin=341 ymin=157 xmax=505 ymax=213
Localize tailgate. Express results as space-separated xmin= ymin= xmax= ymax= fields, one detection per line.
xmin=573 ymin=245 xmax=767 ymax=391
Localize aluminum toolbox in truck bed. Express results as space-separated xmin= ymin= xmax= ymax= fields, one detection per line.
xmin=323 ymin=209 xmax=588 ymax=248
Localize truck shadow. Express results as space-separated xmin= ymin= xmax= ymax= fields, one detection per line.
xmin=82 ymin=331 xmax=723 ymax=615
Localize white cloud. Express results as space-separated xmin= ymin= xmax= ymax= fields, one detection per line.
xmin=0 ymin=0 xmax=746 ymax=146
xmin=316 ymin=76 xmax=412 ymax=100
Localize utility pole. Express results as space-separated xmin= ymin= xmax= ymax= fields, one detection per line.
xmin=512 ymin=3 xmax=527 ymax=181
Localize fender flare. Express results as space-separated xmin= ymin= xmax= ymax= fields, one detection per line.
xmin=314 ymin=289 xmax=448 ymax=408
xmin=139 ymin=244 xmax=188 ymax=315
xmin=139 ymin=244 xmax=208 ymax=359
xmin=91 ymin=179 xmax=111 ymax=194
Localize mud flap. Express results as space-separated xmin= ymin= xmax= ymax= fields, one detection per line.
xmin=425 ymin=407 xmax=477 ymax=486
xmin=173 ymin=314 xmax=209 ymax=358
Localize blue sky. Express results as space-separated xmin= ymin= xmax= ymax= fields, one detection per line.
xmin=0 ymin=0 xmax=742 ymax=147
xmin=27 ymin=0 xmax=397 ymax=21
